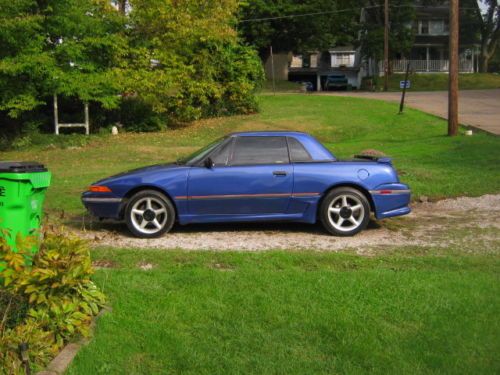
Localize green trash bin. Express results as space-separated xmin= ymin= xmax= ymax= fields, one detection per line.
xmin=0 ymin=162 xmax=51 ymax=257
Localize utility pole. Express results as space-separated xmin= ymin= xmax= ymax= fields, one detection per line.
xmin=383 ymin=0 xmax=389 ymax=91
xmin=448 ymin=0 xmax=459 ymax=136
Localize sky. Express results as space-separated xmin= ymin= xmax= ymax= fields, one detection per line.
xmin=478 ymin=1 xmax=490 ymax=14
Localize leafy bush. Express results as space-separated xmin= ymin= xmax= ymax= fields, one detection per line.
xmin=119 ymin=97 xmax=166 ymax=132
xmin=0 ymin=290 xmax=28 ymax=329
xmin=147 ymin=41 xmax=264 ymax=124
xmin=0 ymin=232 xmax=105 ymax=373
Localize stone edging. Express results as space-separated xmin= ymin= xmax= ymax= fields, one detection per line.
xmin=36 ymin=306 xmax=111 ymax=375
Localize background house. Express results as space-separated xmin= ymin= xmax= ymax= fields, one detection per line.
xmin=264 ymin=1 xmax=482 ymax=90
xmin=264 ymin=47 xmax=365 ymax=91
xmin=380 ymin=4 xmax=479 ymax=74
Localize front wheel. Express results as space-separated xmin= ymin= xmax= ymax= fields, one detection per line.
xmin=320 ymin=187 xmax=370 ymax=236
xmin=125 ymin=190 xmax=175 ymax=238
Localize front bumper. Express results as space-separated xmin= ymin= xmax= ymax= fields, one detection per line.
xmin=369 ymin=184 xmax=411 ymax=219
xmin=81 ymin=192 xmax=124 ymax=219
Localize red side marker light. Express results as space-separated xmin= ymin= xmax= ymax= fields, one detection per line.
xmin=89 ymin=185 xmax=112 ymax=193
xmin=379 ymin=190 xmax=392 ymax=195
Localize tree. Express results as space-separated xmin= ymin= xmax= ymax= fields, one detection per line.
xmin=125 ymin=0 xmax=263 ymax=123
xmin=237 ymin=0 xmax=360 ymax=59
xmin=476 ymin=0 xmax=500 ymax=72
xmin=0 ymin=0 xmax=262 ymax=133
xmin=0 ymin=0 xmax=127 ymax=120
xmin=359 ymin=0 xmax=419 ymax=69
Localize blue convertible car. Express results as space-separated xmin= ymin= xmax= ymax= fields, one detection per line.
xmin=82 ymin=131 xmax=411 ymax=237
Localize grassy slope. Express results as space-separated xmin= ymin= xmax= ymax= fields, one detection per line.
xmin=1 ymin=95 xmax=499 ymax=216
xmin=387 ymin=73 xmax=500 ymax=91
xmin=67 ymin=249 xmax=500 ymax=375
xmin=262 ymin=74 xmax=500 ymax=93
xmin=261 ymin=79 xmax=305 ymax=93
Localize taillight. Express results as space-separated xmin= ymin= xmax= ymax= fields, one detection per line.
xmin=89 ymin=185 xmax=112 ymax=193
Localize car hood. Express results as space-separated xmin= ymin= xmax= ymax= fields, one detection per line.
xmin=94 ymin=163 xmax=188 ymax=185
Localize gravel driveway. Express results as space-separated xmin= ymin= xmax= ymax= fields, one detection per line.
xmin=323 ymin=89 xmax=500 ymax=135
xmin=76 ymin=195 xmax=500 ymax=254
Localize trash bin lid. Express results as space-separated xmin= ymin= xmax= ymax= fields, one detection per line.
xmin=0 ymin=161 xmax=47 ymax=173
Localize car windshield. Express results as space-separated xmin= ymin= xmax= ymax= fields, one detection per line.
xmin=176 ymin=137 xmax=226 ymax=165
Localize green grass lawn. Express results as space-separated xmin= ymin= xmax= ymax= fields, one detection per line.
xmin=386 ymin=73 xmax=500 ymax=92
xmin=261 ymin=79 xmax=305 ymax=93
xmin=263 ymin=74 xmax=500 ymax=93
xmin=66 ymin=249 xmax=500 ymax=375
xmin=2 ymin=94 xmax=499 ymax=217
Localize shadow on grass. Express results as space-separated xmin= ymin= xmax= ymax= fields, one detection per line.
xmin=64 ymin=213 xmax=383 ymax=238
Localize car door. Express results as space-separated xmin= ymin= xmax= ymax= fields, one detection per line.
xmin=187 ymin=136 xmax=293 ymax=215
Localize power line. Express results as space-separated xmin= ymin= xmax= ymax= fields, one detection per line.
xmin=239 ymin=5 xmax=382 ymax=23
xmin=239 ymin=5 xmax=479 ymax=23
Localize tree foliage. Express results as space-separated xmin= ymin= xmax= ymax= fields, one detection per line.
xmin=0 ymin=0 xmax=126 ymax=119
xmin=126 ymin=0 xmax=263 ymax=123
xmin=238 ymin=0 xmax=360 ymax=57
xmin=359 ymin=0 xmax=417 ymax=63
xmin=0 ymin=0 xmax=263 ymax=131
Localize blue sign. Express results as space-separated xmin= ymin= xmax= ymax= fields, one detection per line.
xmin=400 ymin=80 xmax=411 ymax=89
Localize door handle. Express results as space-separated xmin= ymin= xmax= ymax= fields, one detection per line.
xmin=273 ymin=171 xmax=287 ymax=176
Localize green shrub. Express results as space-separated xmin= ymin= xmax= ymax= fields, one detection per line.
xmin=166 ymin=42 xmax=264 ymax=123
xmin=119 ymin=97 xmax=166 ymax=132
xmin=0 ymin=290 xmax=28 ymax=329
xmin=0 ymin=231 xmax=106 ymax=373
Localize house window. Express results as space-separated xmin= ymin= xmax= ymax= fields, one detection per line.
xmin=417 ymin=20 xmax=448 ymax=35
xmin=291 ymin=54 xmax=318 ymax=68
xmin=310 ymin=54 xmax=318 ymax=68
xmin=418 ymin=20 xmax=429 ymax=35
xmin=431 ymin=20 xmax=449 ymax=35
xmin=331 ymin=52 xmax=355 ymax=67
xmin=291 ymin=55 xmax=303 ymax=68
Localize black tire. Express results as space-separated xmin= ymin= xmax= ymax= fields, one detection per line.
xmin=319 ymin=187 xmax=370 ymax=236
xmin=125 ymin=190 xmax=175 ymax=238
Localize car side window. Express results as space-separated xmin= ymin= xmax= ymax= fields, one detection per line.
xmin=230 ymin=136 xmax=289 ymax=165
xmin=287 ymin=137 xmax=313 ymax=162
xmin=210 ymin=139 xmax=232 ymax=166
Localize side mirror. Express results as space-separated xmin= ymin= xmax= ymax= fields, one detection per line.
xmin=204 ymin=157 xmax=214 ymax=169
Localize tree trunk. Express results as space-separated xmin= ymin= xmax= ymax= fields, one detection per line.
xmin=480 ymin=55 xmax=489 ymax=73
xmin=118 ymin=0 xmax=127 ymax=15
xmin=480 ymin=40 xmax=491 ymax=73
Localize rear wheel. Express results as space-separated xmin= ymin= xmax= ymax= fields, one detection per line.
xmin=320 ymin=187 xmax=370 ymax=236
xmin=125 ymin=190 xmax=175 ymax=238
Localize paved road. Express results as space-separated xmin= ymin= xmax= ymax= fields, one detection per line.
xmin=323 ymin=89 xmax=500 ymax=135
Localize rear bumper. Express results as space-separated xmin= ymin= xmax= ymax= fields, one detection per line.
xmin=370 ymin=184 xmax=411 ymax=220
xmin=81 ymin=192 xmax=123 ymax=219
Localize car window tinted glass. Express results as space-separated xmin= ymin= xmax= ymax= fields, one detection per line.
xmin=211 ymin=139 xmax=232 ymax=166
xmin=231 ymin=136 xmax=289 ymax=165
xmin=288 ymin=137 xmax=313 ymax=162
xmin=177 ymin=137 xmax=225 ymax=165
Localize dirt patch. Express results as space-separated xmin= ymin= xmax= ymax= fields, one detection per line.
xmin=209 ymin=262 xmax=236 ymax=271
xmin=137 ymin=261 xmax=155 ymax=271
xmin=76 ymin=195 xmax=500 ymax=254
xmin=92 ymin=259 xmax=117 ymax=269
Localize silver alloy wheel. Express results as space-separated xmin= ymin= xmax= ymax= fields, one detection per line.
xmin=129 ymin=197 xmax=168 ymax=235
xmin=327 ymin=194 xmax=365 ymax=232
